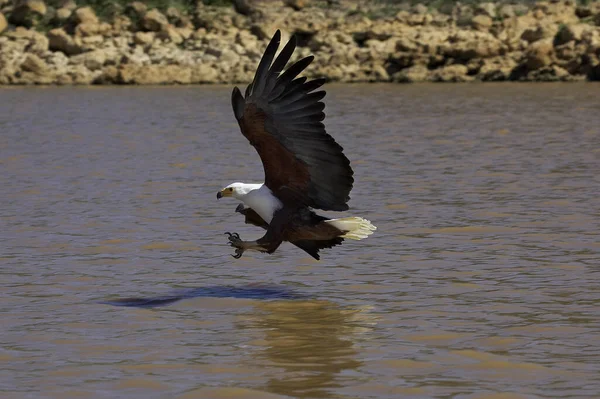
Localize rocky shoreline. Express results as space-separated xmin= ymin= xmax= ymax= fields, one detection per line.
xmin=1 ymin=0 xmax=600 ymax=85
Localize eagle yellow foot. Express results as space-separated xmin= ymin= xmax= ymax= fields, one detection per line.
xmin=225 ymin=232 xmax=272 ymax=259
xmin=225 ymin=232 xmax=245 ymax=259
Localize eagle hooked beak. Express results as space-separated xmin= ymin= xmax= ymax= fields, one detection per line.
xmin=217 ymin=187 xmax=233 ymax=199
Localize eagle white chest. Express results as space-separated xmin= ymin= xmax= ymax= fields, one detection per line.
xmin=241 ymin=184 xmax=283 ymax=224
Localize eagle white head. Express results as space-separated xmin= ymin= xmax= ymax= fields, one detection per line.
xmin=216 ymin=182 xmax=263 ymax=200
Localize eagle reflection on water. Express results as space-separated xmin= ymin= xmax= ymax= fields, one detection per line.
xmin=241 ymin=300 xmax=375 ymax=399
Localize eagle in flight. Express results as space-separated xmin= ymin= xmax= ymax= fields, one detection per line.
xmin=217 ymin=30 xmax=376 ymax=260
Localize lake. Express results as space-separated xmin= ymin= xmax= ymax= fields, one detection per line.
xmin=1 ymin=83 xmax=600 ymax=399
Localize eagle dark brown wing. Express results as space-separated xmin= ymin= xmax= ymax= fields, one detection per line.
xmin=231 ymin=30 xmax=354 ymax=211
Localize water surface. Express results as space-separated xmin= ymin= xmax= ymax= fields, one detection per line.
xmin=2 ymin=83 xmax=600 ymax=398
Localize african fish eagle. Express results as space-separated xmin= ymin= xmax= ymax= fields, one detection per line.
xmin=217 ymin=30 xmax=376 ymax=260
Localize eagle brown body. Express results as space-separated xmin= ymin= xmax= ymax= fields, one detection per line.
xmin=235 ymin=204 xmax=344 ymax=260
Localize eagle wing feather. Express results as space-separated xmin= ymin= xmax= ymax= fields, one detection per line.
xmin=230 ymin=30 xmax=354 ymax=211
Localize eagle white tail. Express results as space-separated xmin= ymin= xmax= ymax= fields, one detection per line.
xmin=325 ymin=217 xmax=377 ymax=240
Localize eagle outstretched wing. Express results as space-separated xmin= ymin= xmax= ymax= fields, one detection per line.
xmin=231 ymin=30 xmax=354 ymax=211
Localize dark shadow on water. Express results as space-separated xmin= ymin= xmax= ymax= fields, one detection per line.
xmin=101 ymin=284 xmax=306 ymax=308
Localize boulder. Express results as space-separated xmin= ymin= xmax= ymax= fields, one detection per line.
xmin=0 ymin=12 xmax=7 ymax=34
xmin=527 ymin=65 xmax=570 ymax=81
xmin=142 ymin=9 xmax=168 ymax=32
xmin=57 ymin=0 xmax=77 ymax=11
xmin=134 ymin=31 xmax=154 ymax=46
xmin=430 ymin=64 xmax=472 ymax=82
xmin=554 ymin=24 xmax=587 ymax=46
xmin=68 ymin=64 xmax=95 ymax=84
xmin=392 ymin=64 xmax=429 ymax=82
xmin=589 ymin=63 xmax=600 ymax=81
xmin=497 ymin=4 xmax=516 ymax=19
xmin=47 ymin=28 xmax=83 ymax=55
xmin=5 ymin=27 xmax=49 ymax=53
xmin=70 ymin=50 xmax=106 ymax=70
xmin=46 ymin=51 xmax=69 ymax=69
xmin=232 ymin=0 xmax=256 ymax=16
xmin=118 ymin=64 xmax=192 ymax=84
xmin=21 ymin=53 xmax=48 ymax=74
xmin=72 ymin=6 xmax=98 ymax=25
xmin=9 ymin=0 xmax=47 ymax=27
xmin=525 ymin=39 xmax=555 ymax=70
xmin=412 ymin=4 xmax=428 ymax=15
xmin=54 ymin=8 xmax=72 ymax=23
xmin=477 ymin=56 xmax=517 ymax=80
xmin=521 ymin=25 xmax=553 ymax=43
xmin=475 ymin=2 xmax=497 ymax=19
xmin=112 ymin=15 xmax=131 ymax=33
xmin=472 ymin=15 xmax=493 ymax=31
xmin=191 ymin=64 xmax=219 ymax=83
xmin=157 ymin=25 xmax=183 ymax=44
xmin=284 ymin=0 xmax=307 ymax=11
xmin=93 ymin=65 xmax=119 ymax=84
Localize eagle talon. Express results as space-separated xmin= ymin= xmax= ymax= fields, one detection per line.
xmin=231 ymin=248 xmax=244 ymax=259
xmin=226 ymin=232 xmax=243 ymax=246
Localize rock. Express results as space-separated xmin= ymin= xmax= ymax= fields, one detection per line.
xmin=554 ymin=24 xmax=587 ymax=46
xmin=46 ymin=51 xmax=69 ymax=69
xmin=192 ymin=64 xmax=219 ymax=83
xmin=75 ymin=21 xmax=111 ymax=37
xmin=118 ymin=64 xmax=192 ymax=84
xmin=47 ymin=28 xmax=83 ymax=55
xmin=57 ymin=0 xmax=76 ymax=11
xmin=157 ymin=25 xmax=183 ymax=44
xmin=5 ymin=27 xmax=49 ymax=53
xmin=232 ymin=0 xmax=255 ymax=16
xmin=431 ymin=64 xmax=472 ymax=82
xmin=521 ymin=26 xmax=549 ymax=43
xmin=525 ymin=39 xmax=555 ymax=70
xmin=575 ymin=5 xmax=592 ymax=18
xmin=477 ymin=56 xmax=517 ymax=80
xmin=412 ymin=4 xmax=428 ymax=15
xmin=0 ymin=13 xmax=7 ymax=34
xmin=126 ymin=1 xmax=147 ymax=19
xmin=498 ymin=4 xmax=516 ymax=19
xmin=589 ymin=63 xmax=600 ymax=81
xmin=472 ymin=15 xmax=493 ymax=31
xmin=142 ymin=9 xmax=168 ymax=32
xmin=69 ymin=64 xmax=95 ymax=84
xmin=453 ymin=3 xmax=475 ymax=27
xmin=177 ymin=27 xmax=193 ymax=40
xmin=284 ymin=0 xmax=306 ymax=11
xmin=442 ymin=31 xmax=502 ymax=61
xmin=371 ymin=64 xmax=390 ymax=81
xmin=527 ymin=65 xmax=570 ymax=81
xmin=9 ymin=0 xmax=47 ymax=27
xmin=21 ymin=53 xmax=47 ymax=74
xmin=165 ymin=6 xmax=182 ymax=23
xmin=70 ymin=50 xmax=106 ymax=71
xmin=54 ymin=8 xmax=71 ymax=23
xmin=393 ymin=64 xmax=429 ymax=83
xmin=112 ymin=15 xmax=131 ymax=33
xmin=73 ymin=6 xmax=98 ymax=25
xmin=134 ymin=31 xmax=154 ymax=45
xmin=94 ymin=65 xmax=119 ymax=84
xmin=475 ymin=2 xmax=497 ymax=19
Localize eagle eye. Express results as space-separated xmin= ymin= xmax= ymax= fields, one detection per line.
xmin=228 ymin=188 xmax=233 ymax=191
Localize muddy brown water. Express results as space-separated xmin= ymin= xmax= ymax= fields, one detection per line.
xmin=2 ymin=83 xmax=600 ymax=399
